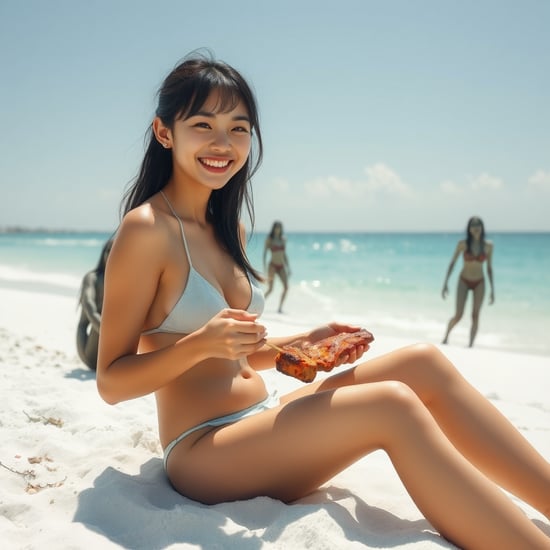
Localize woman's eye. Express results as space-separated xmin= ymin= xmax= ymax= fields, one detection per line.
xmin=233 ymin=126 xmax=250 ymax=133
xmin=193 ymin=121 xmax=211 ymax=129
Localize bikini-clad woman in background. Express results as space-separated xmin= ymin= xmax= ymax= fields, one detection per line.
xmin=442 ymin=216 xmax=495 ymax=347
xmin=76 ymin=237 xmax=113 ymax=369
xmin=263 ymin=221 xmax=290 ymax=313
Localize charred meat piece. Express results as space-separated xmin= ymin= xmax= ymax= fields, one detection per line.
xmin=275 ymin=329 xmax=374 ymax=383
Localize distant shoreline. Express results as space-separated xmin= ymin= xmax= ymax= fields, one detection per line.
xmin=1 ymin=226 xmax=550 ymax=235
xmin=0 ymin=226 xmax=113 ymax=235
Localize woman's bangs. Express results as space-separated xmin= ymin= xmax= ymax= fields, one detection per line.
xmin=179 ymin=71 xmax=245 ymax=120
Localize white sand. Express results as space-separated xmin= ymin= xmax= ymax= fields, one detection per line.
xmin=1 ymin=287 xmax=549 ymax=549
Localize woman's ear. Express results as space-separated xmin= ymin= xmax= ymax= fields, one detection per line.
xmin=152 ymin=117 xmax=172 ymax=149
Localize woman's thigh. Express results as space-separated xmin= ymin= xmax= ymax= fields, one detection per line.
xmin=167 ymin=380 xmax=421 ymax=504
xmin=282 ymin=344 xmax=458 ymax=406
xmin=276 ymin=268 xmax=289 ymax=287
xmin=471 ymin=281 xmax=485 ymax=315
xmin=454 ymin=279 xmax=468 ymax=315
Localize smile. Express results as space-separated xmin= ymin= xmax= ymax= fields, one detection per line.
xmin=200 ymin=158 xmax=231 ymax=168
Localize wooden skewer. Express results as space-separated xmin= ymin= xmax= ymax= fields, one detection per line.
xmin=265 ymin=342 xmax=317 ymax=366
xmin=265 ymin=341 xmax=285 ymax=353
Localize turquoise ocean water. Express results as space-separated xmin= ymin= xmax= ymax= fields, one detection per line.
xmin=1 ymin=231 xmax=549 ymax=356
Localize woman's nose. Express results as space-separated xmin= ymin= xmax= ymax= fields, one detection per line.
xmin=211 ymin=130 xmax=231 ymax=150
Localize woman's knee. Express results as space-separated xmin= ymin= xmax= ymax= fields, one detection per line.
xmin=404 ymin=343 xmax=459 ymax=394
xmin=378 ymin=380 xmax=420 ymax=408
xmin=409 ymin=343 xmax=453 ymax=369
xmin=369 ymin=381 xmax=430 ymax=445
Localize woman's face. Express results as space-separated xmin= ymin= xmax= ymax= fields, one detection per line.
xmin=469 ymin=220 xmax=483 ymax=238
xmin=167 ymin=90 xmax=252 ymax=191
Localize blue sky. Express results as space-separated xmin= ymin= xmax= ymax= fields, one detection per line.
xmin=1 ymin=0 xmax=548 ymax=232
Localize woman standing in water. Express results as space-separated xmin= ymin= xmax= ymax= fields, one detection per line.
xmin=442 ymin=216 xmax=495 ymax=347
xmin=96 ymin=54 xmax=549 ymax=549
xmin=263 ymin=220 xmax=290 ymax=313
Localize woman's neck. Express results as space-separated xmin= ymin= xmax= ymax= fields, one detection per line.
xmin=162 ymin=182 xmax=210 ymax=225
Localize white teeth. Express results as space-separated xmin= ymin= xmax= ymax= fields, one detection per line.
xmin=202 ymin=159 xmax=230 ymax=168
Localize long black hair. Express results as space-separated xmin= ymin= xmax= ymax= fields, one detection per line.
xmin=465 ymin=216 xmax=486 ymax=254
xmin=268 ymin=220 xmax=284 ymax=240
xmin=122 ymin=52 xmax=263 ymax=279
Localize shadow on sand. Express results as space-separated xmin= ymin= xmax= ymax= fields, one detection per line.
xmin=73 ymin=458 xmax=451 ymax=549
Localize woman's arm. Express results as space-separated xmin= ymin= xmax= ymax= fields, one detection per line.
xmin=282 ymin=239 xmax=291 ymax=275
xmin=263 ymin=237 xmax=271 ymax=270
xmin=442 ymin=241 xmax=463 ymax=298
xmin=485 ymin=241 xmax=495 ymax=304
xmin=96 ymin=211 xmax=203 ymax=403
xmin=97 ymin=211 xmax=265 ymax=405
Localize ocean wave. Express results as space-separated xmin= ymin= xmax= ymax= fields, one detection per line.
xmin=0 ymin=264 xmax=81 ymax=290
xmin=41 ymin=238 xmax=105 ymax=247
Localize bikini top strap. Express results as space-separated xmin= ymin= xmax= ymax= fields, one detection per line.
xmin=159 ymin=190 xmax=193 ymax=267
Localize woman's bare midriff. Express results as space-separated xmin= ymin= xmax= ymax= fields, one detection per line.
xmin=460 ymin=261 xmax=484 ymax=281
xmin=140 ymin=332 xmax=269 ymax=453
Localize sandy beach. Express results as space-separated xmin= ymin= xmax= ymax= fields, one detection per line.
xmin=1 ymin=287 xmax=549 ymax=549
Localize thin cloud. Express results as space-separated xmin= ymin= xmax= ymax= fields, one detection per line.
xmin=273 ymin=177 xmax=290 ymax=192
xmin=468 ymin=172 xmax=503 ymax=191
xmin=302 ymin=163 xmax=412 ymax=200
xmin=528 ymin=170 xmax=550 ymax=191
xmin=304 ymin=176 xmax=355 ymax=198
xmin=439 ymin=179 xmax=463 ymax=195
xmin=363 ymin=163 xmax=412 ymax=196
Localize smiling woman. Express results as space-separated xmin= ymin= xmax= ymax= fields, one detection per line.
xmin=95 ymin=52 xmax=550 ymax=549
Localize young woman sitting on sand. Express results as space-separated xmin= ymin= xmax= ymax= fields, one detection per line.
xmin=96 ymin=53 xmax=550 ymax=549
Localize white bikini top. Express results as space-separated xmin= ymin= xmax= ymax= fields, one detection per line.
xmin=142 ymin=191 xmax=264 ymax=336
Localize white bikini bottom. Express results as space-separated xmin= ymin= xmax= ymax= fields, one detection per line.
xmin=163 ymin=392 xmax=279 ymax=470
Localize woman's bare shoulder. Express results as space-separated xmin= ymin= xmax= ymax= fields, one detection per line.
xmin=119 ymin=201 xmax=172 ymax=242
xmin=456 ymin=239 xmax=467 ymax=251
xmin=111 ymin=202 xmax=175 ymax=273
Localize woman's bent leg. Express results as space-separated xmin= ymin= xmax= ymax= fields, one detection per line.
xmin=168 ymin=382 xmax=549 ymax=549
xmin=288 ymin=344 xmax=550 ymax=519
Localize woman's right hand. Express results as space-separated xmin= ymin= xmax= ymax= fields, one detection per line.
xmin=199 ymin=309 xmax=267 ymax=360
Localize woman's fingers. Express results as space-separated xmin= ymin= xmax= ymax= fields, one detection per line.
xmin=335 ymin=343 xmax=370 ymax=367
xmin=205 ymin=309 xmax=267 ymax=358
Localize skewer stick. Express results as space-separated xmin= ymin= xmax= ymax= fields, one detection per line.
xmin=265 ymin=341 xmax=285 ymax=353
xmin=265 ymin=342 xmax=317 ymax=366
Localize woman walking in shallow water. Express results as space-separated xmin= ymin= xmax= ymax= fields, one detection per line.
xmin=96 ymin=54 xmax=550 ymax=549
xmin=263 ymin=220 xmax=290 ymax=313
xmin=442 ymin=216 xmax=495 ymax=347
